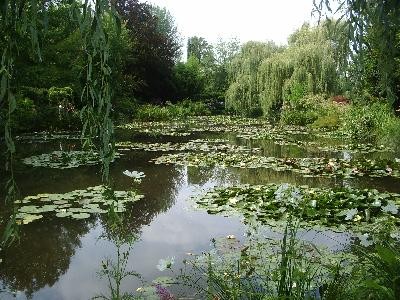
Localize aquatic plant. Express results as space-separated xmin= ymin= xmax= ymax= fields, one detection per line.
xmin=157 ymin=257 xmax=175 ymax=272
xmin=14 ymin=186 xmax=144 ymax=225
xmin=194 ymin=183 xmax=400 ymax=234
xmin=22 ymin=151 xmax=121 ymax=169
xmin=152 ymin=152 xmax=400 ymax=179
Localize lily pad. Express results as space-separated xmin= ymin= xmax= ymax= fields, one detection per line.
xmin=22 ymin=150 xmax=121 ymax=169
xmin=70 ymin=213 xmax=91 ymax=219
xmin=194 ymin=183 xmax=400 ymax=233
xmin=15 ymin=185 xmax=144 ymax=225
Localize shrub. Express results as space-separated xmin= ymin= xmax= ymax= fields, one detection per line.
xmin=340 ymin=102 xmax=392 ymax=141
xmin=135 ymin=105 xmax=172 ymax=121
xmin=113 ymin=97 xmax=139 ymax=123
xmin=172 ymin=99 xmax=211 ymax=116
xmin=134 ymin=100 xmax=211 ymax=121
xmin=376 ymin=113 xmax=400 ymax=151
xmin=280 ymin=93 xmax=325 ymax=126
xmin=48 ymin=86 xmax=74 ymax=105
xmin=19 ymin=86 xmax=49 ymax=106
xmin=281 ymin=109 xmax=318 ymax=126
xmin=311 ymin=113 xmax=341 ymax=129
xmin=11 ymin=98 xmax=38 ymax=132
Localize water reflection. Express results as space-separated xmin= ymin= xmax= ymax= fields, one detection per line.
xmin=0 ymin=218 xmax=95 ymax=297
xmin=0 ymin=126 xmax=399 ymax=299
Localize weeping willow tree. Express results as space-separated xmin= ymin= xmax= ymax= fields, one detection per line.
xmin=314 ymin=0 xmax=400 ymax=106
xmin=0 ymin=0 xmax=118 ymax=247
xmin=259 ymin=22 xmax=343 ymax=118
xmin=226 ymin=22 xmax=347 ymax=119
xmin=225 ymin=41 xmax=282 ymax=117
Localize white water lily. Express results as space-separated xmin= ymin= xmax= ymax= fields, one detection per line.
xmin=372 ymin=199 xmax=382 ymax=207
xmin=157 ymin=256 xmax=175 ymax=271
xmin=123 ymin=170 xmax=145 ymax=180
xmin=339 ymin=208 xmax=358 ymax=221
xmin=274 ymin=183 xmax=290 ymax=201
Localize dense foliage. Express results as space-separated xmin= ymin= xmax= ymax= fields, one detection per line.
xmin=226 ymin=22 xmax=348 ymax=120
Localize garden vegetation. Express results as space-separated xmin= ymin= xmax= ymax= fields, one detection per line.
xmin=1 ymin=0 xmax=400 ymax=299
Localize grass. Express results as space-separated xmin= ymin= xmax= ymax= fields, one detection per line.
xmin=174 ymin=214 xmax=400 ymax=300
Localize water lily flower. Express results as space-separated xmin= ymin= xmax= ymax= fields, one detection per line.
xmin=157 ymin=256 xmax=174 ymax=271
xmin=123 ymin=170 xmax=145 ymax=180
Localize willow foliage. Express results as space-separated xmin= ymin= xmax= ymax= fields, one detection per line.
xmin=226 ymin=22 xmax=347 ymax=118
xmin=0 ymin=0 xmax=118 ymax=247
xmin=226 ymin=41 xmax=282 ymax=116
xmin=314 ymin=0 xmax=400 ymax=105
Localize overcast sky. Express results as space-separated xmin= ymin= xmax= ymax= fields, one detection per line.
xmin=146 ymin=0 xmax=319 ymax=46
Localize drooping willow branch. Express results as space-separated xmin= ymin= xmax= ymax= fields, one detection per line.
xmin=313 ymin=0 xmax=400 ymax=104
xmin=71 ymin=0 xmax=119 ymax=183
xmin=0 ymin=0 xmax=119 ymax=247
xmin=0 ymin=0 xmax=42 ymax=247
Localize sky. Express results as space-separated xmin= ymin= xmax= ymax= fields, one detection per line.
xmin=146 ymin=0 xmax=319 ymax=46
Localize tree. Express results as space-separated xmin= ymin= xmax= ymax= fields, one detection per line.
xmin=226 ymin=41 xmax=282 ymax=116
xmin=115 ymin=0 xmax=181 ymax=103
xmin=187 ymin=36 xmax=214 ymax=65
xmin=314 ymin=0 xmax=400 ymax=106
xmin=173 ymin=55 xmax=205 ymax=100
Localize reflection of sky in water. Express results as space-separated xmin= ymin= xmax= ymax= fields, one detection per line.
xmin=1 ymin=129 xmax=399 ymax=299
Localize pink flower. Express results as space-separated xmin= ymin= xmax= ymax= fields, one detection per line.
xmin=155 ymin=284 xmax=175 ymax=300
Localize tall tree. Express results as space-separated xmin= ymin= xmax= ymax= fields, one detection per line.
xmin=187 ymin=36 xmax=214 ymax=65
xmin=115 ymin=0 xmax=181 ymax=103
xmin=314 ymin=0 xmax=400 ymax=106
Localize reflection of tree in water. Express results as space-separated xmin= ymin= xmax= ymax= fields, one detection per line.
xmin=0 ymin=218 xmax=94 ymax=297
xmin=186 ymin=166 xmax=240 ymax=186
xmin=235 ymin=167 xmax=341 ymax=189
xmin=100 ymin=164 xmax=184 ymax=242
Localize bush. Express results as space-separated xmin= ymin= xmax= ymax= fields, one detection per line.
xmin=11 ymin=98 xmax=39 ymax=132
xmin=135 ymin=105 xmax=172 ymax=121
xmin=48 ymin=86 xmax=74 ymax=105
xmin=19 ymin=86 xmax=49 ymax=106
xmin=340 ymin=102 xmax=392 ymax=141
xmin=113 ymin=97 xmax=139 ymax=123
xmin=134 ymin=100 xmax=211 ymax=121
xmin=281 ymin=109 xmax=318 ymax=126
xmin=311 ymin=113 xmax=341 ymax=129
xmin=280 ymin=94 xmax=325 ymax=126
xmin=376 ymin=112 xmax=400 ymax=151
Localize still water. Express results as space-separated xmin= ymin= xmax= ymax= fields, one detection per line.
xmin=0 ymin=124 xmax=399 ymax=299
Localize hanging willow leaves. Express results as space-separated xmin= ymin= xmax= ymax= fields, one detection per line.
xmin=313 ymin=0 xmax=400 ymax=105
xmin=0 ymin=0 xmax=43 ymax=247
xmin=226 ymin=22 xmax=348 ymax=119
xmin=0 ymin=0 xmax=119 ymax=247
xmin=226 ymin=41 xmax=283 ymax=117
xmin=71 ymin=0 xmax=120 ymax=182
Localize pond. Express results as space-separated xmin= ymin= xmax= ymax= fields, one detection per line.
xmin=0 ymin=116 xmax=399 ymax=299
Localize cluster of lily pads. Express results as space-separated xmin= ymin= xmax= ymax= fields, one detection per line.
xmin=119 ymin=116 xmax=390 ymax=156
xmin=151 ymin=152 xmax=400 ymax=178
xmin=119 ymin=116 xmax=271 ymax=137
xmin=22 ymin=150 xmax=121 ymax=169
xmin=15 ymin=185 xmax=144 ymax=225
xmin=194 ymin=183 xmax=400 ymax=232
xmin=16 ymin=131 xmax=81 ymax=143
xmin=315 ymin=143 xmax=393 ymax=153
xmin=237 ymin=127 xmax=394 ymax=154
xmin=116 ymin=140 xmax=260 ymax=154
